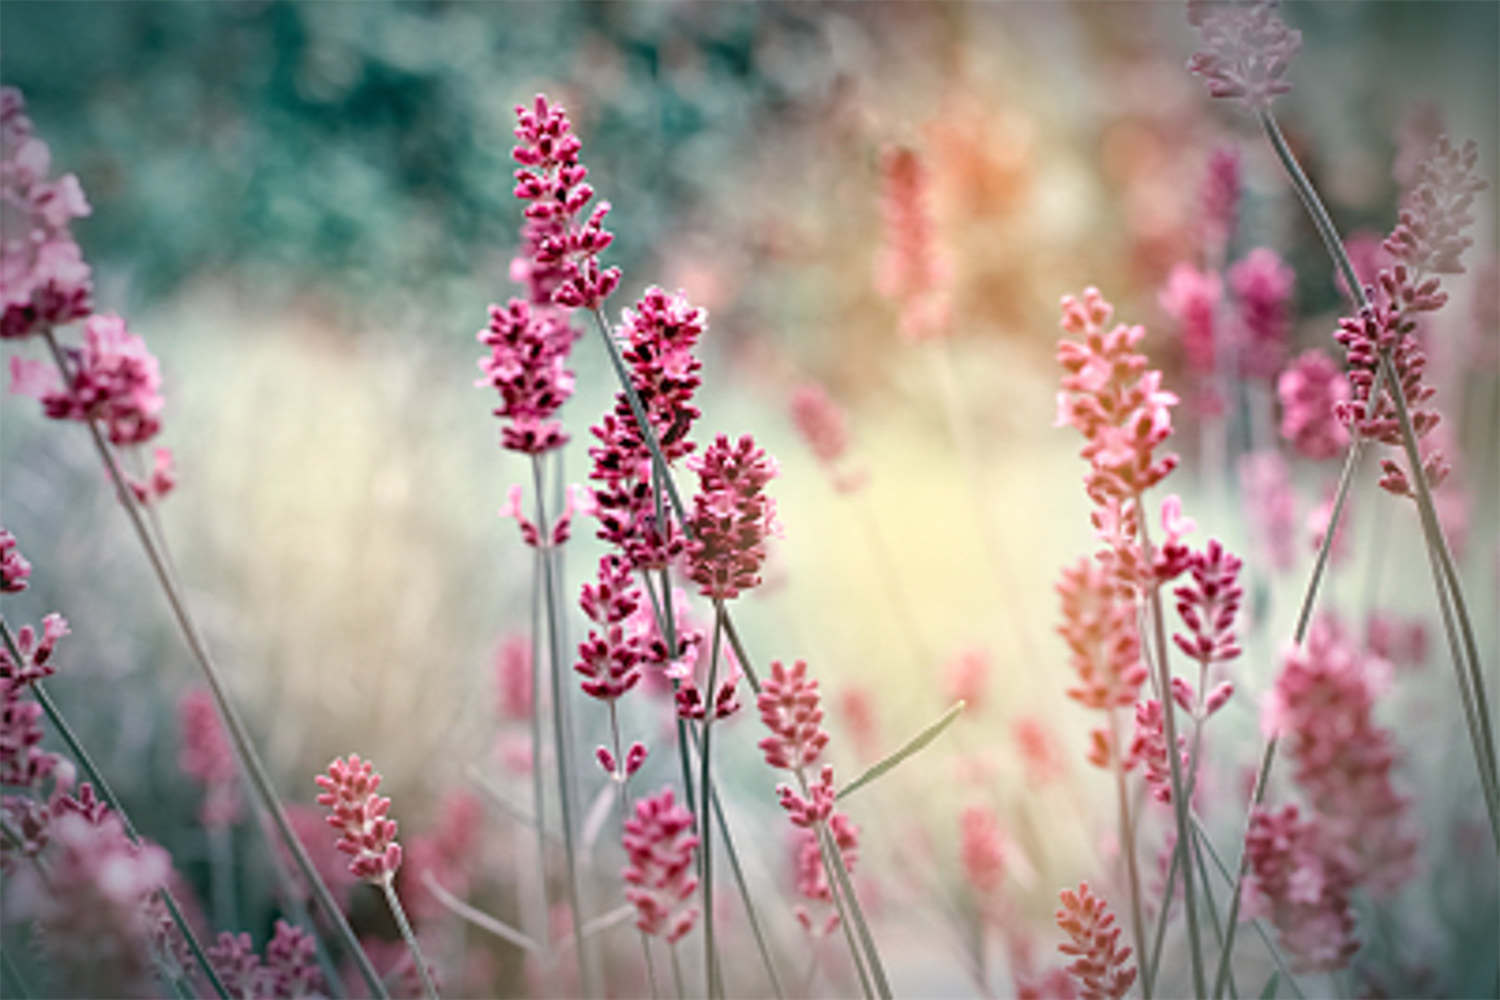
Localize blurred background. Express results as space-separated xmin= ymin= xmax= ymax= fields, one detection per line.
xmin=2 ymin=2 xmax=1497 ymax=996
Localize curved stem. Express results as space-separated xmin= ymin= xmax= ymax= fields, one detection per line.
xmin=381 ymin=876 xmax=439 ymax=1000
xmin=39 ymin=329 xmax=387 ymax=999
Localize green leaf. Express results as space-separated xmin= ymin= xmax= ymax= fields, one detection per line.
xmin=837 ymin=701 xmax=965 ymax=801
xmin=1258 ymin=971 xmax=1279 ymax=1000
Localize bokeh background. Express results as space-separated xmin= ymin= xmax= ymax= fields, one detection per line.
xmin=3 ymin=2 xmax=1497 ymax=997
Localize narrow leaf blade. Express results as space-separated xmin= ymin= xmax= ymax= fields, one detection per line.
xmin=837 ymin=701 xmax=964 ymax=801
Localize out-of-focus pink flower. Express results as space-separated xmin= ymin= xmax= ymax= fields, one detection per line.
xmin=1384 ymin=136 xmax=1486 ymax=275
xmin=1016 ymin=967 xmax=1080 ymax=1000
xmin=1239 ymin=450 xmax=1297 ymax=572
xmin=790 ymin=381 xmax=866 ymax=493
xmin=959 ymin=805 xmax=1007 ymax=896
xmin=1126 ymin=699 xmax=1187 ymax=804
xmin=475 ymin=299 xmax=579 ymax=455
xmin=1264 ymin=621 xmax=1417 ymax=892
xmin=1230 ymin=248 xmax=1295 ymax=380
xmin=404 ymin=791 xmax=483 ymax=922
xmin=1365 ymin=611 xmax=1427 ymax=672
xmin=874 ymin=146 xmax=951 ymax=342
xmin=0 ymin=87 xmax=93 ymax=340
xmin=1200 ymin=146 xmax=1241 ymax=259
xmin=0 ymin=527 xmax=31 ymax=593
xmin=1244 ymin=804 xmax=1358 ymax=972
xmin=511 ymin=94 xmax=620 ymax=312
xmin=348 ymin=936 xmax=442 ymax=1000
xmin=17 ymin=312 xmax=165 ymax=446
xmin=494 ymin=634 xmax=533 ymax=723
xmin=1172 ymin=539 xmax=1244 ymax=666
xmin=621 ymin=787 xmax=700 ymax=943
xmin=1013 ymin=716 xmax=1067 ymax=786
xmin=314 ymin=754 xmax=402 ymax=883
xmin=944 ymin=647 xmax=991 ymax=714
xmin=7 ymin=812 xmax=171 ymax=997
xmin=685 ymin=434 xmax=778 ymax=600
xmin=757 ymin=660 xmax=830 ymax=772
xmin=1186 ymin=0 xmax=1302 ymax=109
xmin=1056 ymin=559 xmax=1147 ymax=716
xmin=1393 ymin=104 xmax=1446 ymax=192
xmin=837 ymin=685 xmax=879 ymax=763
xmin=0 ymin=612 xmax=68 ymax=685
xmin=128 ymin=446 xmax=176 ymax=505
xmin=776 ymin=764 xmax=839 ymax=828
xmin=788 ymin=813 xmax=859 ymax=938
xmin=177 ymin=688 xmax=242 ymax=830
xmin=1158 ymin=264 xmax=1221 ymax=377
xmin=1055 ymin=881 xmax=1137 ymax=1000
xmin=281 ymin=803 xmax=359 ymax=903
xmin=1305 ymin=486 xmax=1353 ymax=568
xmin=1340 ymin=231 xmax=1394 ymax=301
xmin=1277 ymin=350 xmax=1350 ymax=460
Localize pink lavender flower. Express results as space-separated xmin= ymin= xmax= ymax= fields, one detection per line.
xmin=1230 ymin=247 xmax=1295 ymax=380
xmin=0 ymin=676 xmax=58 ymax=787
xmin=960 ymin=805 xmax=1007 ymax=896
xmin=404 ymin=791 xmax=483 ymax=922
xmin=0 ymin=612 xmax=68 ymax=684
xmin=1186 ymin=0 xmax=1302 ymax=109
xmin=177 ymin=687 xmax=242 ymax=829
xmin=1276 ymin=349 xmax=1350 ymax=460
xmin=128 ymin=446 xmax=177 ymax=505
xmin=0 ymin=527 xmax=31 ymax=592
xmin=1013 ymin=716 xmax=1067 ymax=786
xmin=1199 ymin=146 xmax=1242 ymax=258
xmin=1364 ymin=611 xmax=1427 ymax=671
xmin=475 ymin=299 xmax=579 ymax=454
xmin=684 ymin=434 xmax=778 ymax=600
xmin=315 ymin=754 xmax=402 ymax=883
xmin=9 ymin=812 xmax=172 ymax=996
xmin=208 ymin=921 xmax=326 ymax=999
xmin=776 ymin=763 xmax=839 ymax=828
xmin=1056 ymin=558 xmax=1147 ymax=717
xmin=1158 ymin=264 xmax=1221 ymax=377
xmin=1238 ymin=450 xmax=1297 ymax=571
xmin=575 ymin=554 xmax=646 ymax=701
xmin=511 ymin=94 xmax=620 ymax=312
xmin=1384 ymin=136 xmax=1485 ymax=275
xmin=0 ymin=87 xmax=93 ymax=339
xmin=1172 ymin=539 xmax=1244 ymax=666
xmin=790 ymin=381 xmax=866 ymax=493
xmin=757 ymin=659 xmax=831 ymax=771
xmin=621 ymin=787 xmax=700 ymax=943
xmin=1127 ymin=699 xmax=1188 ymax=804
xmin=12 ymin=312 xmax=165 ymax=445
xmin=1055 ymin=881 xmax=1137 ymax=1000
xmin=1264 ymin=620 xmax=1418 ymax=891
xmin=1243 ymin=803 xmax=1358 ymax=972
xmin=787 ymin=811 xmax=859 ymax=939
xmin=874 ymin=146 xmax=951 ymax=342
xmin=493 ymin=634 xmax=533 ymax=723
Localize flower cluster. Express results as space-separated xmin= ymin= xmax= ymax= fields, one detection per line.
xmin=1055 ymin=881 xmax=1137 ymax=1000
xmin=874 ymin=146 xmax=951 ymax=342
xmin=1200 ymin=146 xmax=1241 ymax=260
xmin=621 ymin=787 xmax=700 ymax=943
xmin=1126 ymin=700 xmax=1188 ymax=805
xmin=511 ymin=94 xmax=620 ymax=311
xmin=1171 ymin=540 xmax=1244 ymax=667
xmin=960 ymin=805 xmax=1008 ymax=897
xmin=128 ymin=446 xmax=177 ymax=506
xmin=790 ymin=381 xmax=865 ymax=493
xmin=589 ymin=287 xmax=707 ymax=569
xmin=314 ymin=754 xmax=402 ymax=883
xmin=788 ymin=816 xmax=860 ymax=937
xmin=206 ymin=921 xmax=325 ymax=999
xmin=0 ymin=87 xmax=92 ymax=340
xmin=1276 ymin=349 xmax=1350 ymax=460
xmin=177 ymin=687 xmax=242 ymax=830
xmin=1158 ymin=264 xmax=1221 ymax=378
xmin=1384 ymin=136 xmax=1485 ymax=275
xmin=1229 ymin=247 xmax=1295 ymax=380
xmin=1264 ymin=621 xmax=1418 ymax=892
xmin=475 ymin=299 xmax=579 ymax=454
xmin=0 ymin=671 xmax=59 ymax=787
xmin=1243 ymin=804 xmax=1358 ymax=972
xmin=1186 ymin=0 xmax=1302 ymax=109
xmin=0 ymin=612 xmax=68 ymax=685
xmin=11 ymin=312 xmax=165 ymax=446
xmin=1056 ymin=558 xmax=1146 ymax=766
xmin=575 ymin=554 xmax=646 ymax=701
xmin=684 ymin=434 xmax=778 ymax=600
xmin=1 ymin=527 xmax=31 ymax=592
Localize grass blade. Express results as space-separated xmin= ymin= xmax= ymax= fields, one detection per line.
xmin=836 ymin=701 xmax=964 ymax=801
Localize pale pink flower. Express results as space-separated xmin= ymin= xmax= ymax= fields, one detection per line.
xmin=493 ymin=634 xmax=533 ymax=722
xmin=1013 ymin=715 xmax=1067 ymax=786
xmin=128 ymin=446 xmax=177 ymax=505
xmin=0 ymin=612 xmax=68 ymax=684
xmin=874 ymin=146 xmax=951 ymax=342
xmin=1055 ymin=881 xmax=1137 ymax=1000
xmin=1238 ymin=450 xmax=1297 ymax=572
xmin=1305 ymin=488 xmax=1353 ymax=568
xmin=959 ymin=805 xmax=1007 ymax=896
xmin=1364 ymin=611 xmax=1427 ymax=672
xmin=945 ymin=646 xmax=991 ymax=713
xmin=621 ymin=787 xmax=700 ymax=943
xmin=1384 ymin=136 xmax=1486 ymax=275
xmin=1199 ymin=146 xmax=1241 ymax=259
xmin=0 ymin=527 xmax=31 ymax=592
xmin=1230 ymin=247 xmax=1295 ymax=380
xmin=404 ymin=791 xmax=483 ymax=922
xmin=1126 ymin=699 xmax=1187 ymax=805
xmin=1186 ymin=0 xmax=1302 ymax=109
xmin=837 ymin=685 xmax=880 ymax=763
xmin=1277 ymin=349 xmax=1350 ymax=460
xmin=314 ymin=754 xmax=402 ymax=883
xmin=1243 ymin=804 xmax=1358 ymax=972
xmin=757 ymin=659 xmax=830 ymax=772
xmin=1158 ymin=264 xmax=1221 ymax=377
xmin=177 ymin=687 xmax=242 ymax=829
xmin=791 ymin=381 xmax=866 ymax=492
xmin=1056 ymin=558 xmax=1147 ymax=716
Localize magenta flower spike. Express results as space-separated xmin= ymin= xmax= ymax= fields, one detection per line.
xmin=1158 ymin=264 xmax=1222 ymax=379
xmin=574 ymin=554 xmax=646 ymax=701
xmin=621 ymin=787 xmax=701 ymax=944
xmin=1230 ymin=247 xmax=1295 ymax=380
xmin=1055 ymin=881 xmax=1138 ymax=1000
xmin=684 ymin=434 xmax=778 ymax=601
xmin=314 ymin=754 xmax=402 ymax=883
xmin=1172 ymin=540 xmax=1245 ymax=667
xmin=756 ymin=659 xmax=830 ymax=772
xmin=0 ymin=612 xmax=68 ymax=685
xmin=0 ymin=527 xmax=31 ymax=592
xmin=475 ymin=299 xmax=579 ymax=455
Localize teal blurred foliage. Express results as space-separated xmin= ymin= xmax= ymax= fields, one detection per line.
xmin=2 ymin=0 xmax=826 ymax=313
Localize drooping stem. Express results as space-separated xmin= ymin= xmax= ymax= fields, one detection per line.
xmin=39 ymin=329 xmax=387 ymax=999
xmin=1108 ymin=706 xmax=1151 ymax=999
xmin=1135 ymin=501 xmax=1206 ymax=997
xmin=530 ymin=455 xmax=591 ymax=997
xmin=699 ymin=603 xmax=724 ymax=999
xmin=1 ymin=618 xmax=230 ymax=999
xmin=381 ymin=876 xmax=440 ymax=1000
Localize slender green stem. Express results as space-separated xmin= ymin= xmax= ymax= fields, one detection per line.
xmin=40 ymin=329 xmax=387 ymax=999
xmin=1109 ymin=707 xmax=1151 ymax=999
xmin=530 ymin=455 xmax=591 ymax=997
xmin=798 ymin=777 xmax=873 ymax=1000
xmin=1 ymin=946 xmax=33 ymax=1000
xmin=669 ymin=941 xmax=686 ymax=1000
xmin=1194 ymin=815 xmax=1306 ymax=1000
xmin=699 ymin=604 xmax=724 ymax=999
xmin=1193 ymin=830 xmax=1235 ymax=999
xmin=528 ymin=545 xmax=552 ymax=955
xmin=1136 ymin=502 xmax=1205 ymax=997
xmin=1212 ymin=738 xmax=1278 ymax=998
xmin=381 ymin=876 xmax=439 ymax=1000
xmin=0 ymin=620 xmax=230 ymax=1000
xmin=642 ymin=931 xmax=660 ymax=1000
